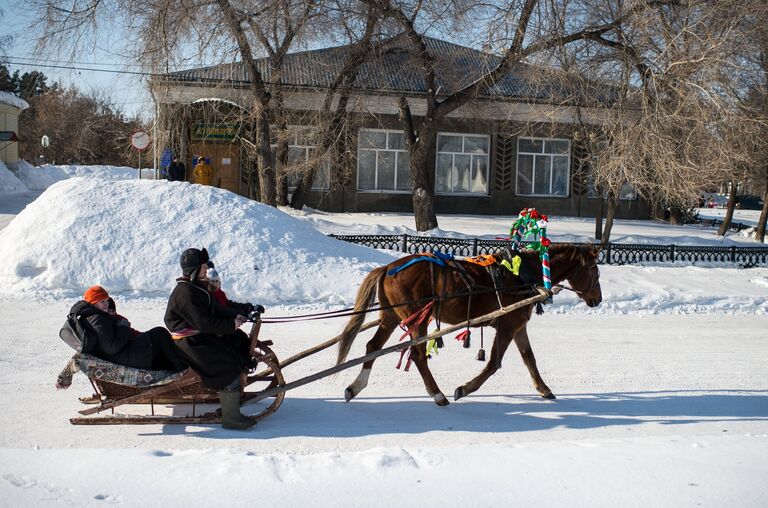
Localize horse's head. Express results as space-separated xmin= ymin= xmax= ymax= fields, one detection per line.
xmin=558 ymin=245 xmax=602 ymax=308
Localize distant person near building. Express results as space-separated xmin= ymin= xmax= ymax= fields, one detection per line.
xmin=168 ymin=157 xmax=186 ymax=182
xmin=193 ymin=156 xmax=213 ymax=186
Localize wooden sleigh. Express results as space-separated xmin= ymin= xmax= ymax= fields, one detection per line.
xmin=56 ymin=320 xmax=285 ymax=425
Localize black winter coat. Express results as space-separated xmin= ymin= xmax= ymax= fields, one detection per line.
xmin=164 ymin=279 xmax=251 ymax=389
xmin=168 ymin=161 xmax=186 ymax=182
xmin=70 ymin=300 xmax=153 ymax=369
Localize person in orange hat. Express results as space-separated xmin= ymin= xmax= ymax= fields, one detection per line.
xmin=69 ymin=286 xmax=186 ymax=371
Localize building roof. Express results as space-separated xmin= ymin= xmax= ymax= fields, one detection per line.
xmin=163 ymin=36 xmax=613 ymax=106
xmin=0 ymin=91 xmax=29 ymax=111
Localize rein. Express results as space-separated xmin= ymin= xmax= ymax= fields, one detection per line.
xmin=258 ymin=283 xmax=542 ymax=324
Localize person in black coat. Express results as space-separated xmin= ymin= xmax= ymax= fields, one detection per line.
xmin=72 ymin=285 xmax=187 ymax=371
xmin=168 ymin=157 xmax=186 ymax=182
xmin=164 ymin=247 xmax=261 ymax=430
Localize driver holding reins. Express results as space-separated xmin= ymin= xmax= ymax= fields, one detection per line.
xmin=164 ymin=247 xmax=264 ymax=430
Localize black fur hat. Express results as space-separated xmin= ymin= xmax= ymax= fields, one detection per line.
xmin=180 ymin=248 xmax=209 ymax=277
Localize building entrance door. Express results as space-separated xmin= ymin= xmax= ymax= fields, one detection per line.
xmin=189 ymin=142 xmax=240 ymax=194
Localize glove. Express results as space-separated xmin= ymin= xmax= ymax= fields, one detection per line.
xmin=253 ymin=304 xmax=265 ymax=314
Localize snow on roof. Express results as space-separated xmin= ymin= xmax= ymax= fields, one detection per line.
xmin=0 ymin=91 xmax=30 ymax=110
xmin=0 ymin=178 xmax=395 ymax=302
xmin=191 ymin=97 xmax=243 ymax=108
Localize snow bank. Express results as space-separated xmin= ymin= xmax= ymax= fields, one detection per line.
xmin=0 ymin=161 xmax=28 ymax=194
xmin=0 ymin=178 xmax=395 ymax=303
xmin=1 ymin=162 xmax=157 ymax=195
xmin=546 ymin=265 xmax=768 ymax=315
xmin=56 ymin=164 xmax=155 ymax=180
xmin=7 ymin=160 xmax=68 ymax=190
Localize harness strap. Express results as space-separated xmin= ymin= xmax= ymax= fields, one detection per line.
xmin=387 ymin=254 xmax=447 ymax=276
xmin=486 ymin=264 xmax=505 ymax=310
xmin=398 ymin=301 xmax=435 ymax=341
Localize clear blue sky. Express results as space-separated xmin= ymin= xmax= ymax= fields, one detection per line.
xmin=1 ymin=3 xmax=152 ymax=120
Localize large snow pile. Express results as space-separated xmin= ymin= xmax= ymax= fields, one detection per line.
xmin=0 ymin=178 xmax=395 ymax=303
xmin=7 ymin=160 xmax=68 ymax=190
xmin=0 ymin=161 xmax=28 ymax=194
xmin=56 ymin=164 xmax=155 ymax=180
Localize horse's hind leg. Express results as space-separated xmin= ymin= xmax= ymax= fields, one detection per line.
xmin=514 ymin=325 xmax=555 ymax=399
xmin=344 ymin=315 xmax=397 ymax=402
xmin=409 ymin=324 xmax=449 ymax=406
xmin=453 ymin=325 xmax=514 ymax=401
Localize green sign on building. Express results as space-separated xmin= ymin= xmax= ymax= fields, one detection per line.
xmin=191 ymin=123 xmax=238 ymax=141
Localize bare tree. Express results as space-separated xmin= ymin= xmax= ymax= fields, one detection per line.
xmin=360 ymin=0 xmax=684 ymax=231
xmin=29 ymin=0 xmax=377 ymax=207
xmin=545 ymin=0 xmax=765 ymax=241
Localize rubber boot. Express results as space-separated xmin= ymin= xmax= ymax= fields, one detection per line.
xmin=218 ymin=390 xmax=257 ymax=430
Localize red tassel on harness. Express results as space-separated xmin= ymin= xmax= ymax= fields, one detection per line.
xmin=394 ymin=302 xmax=435 ymax=371
xmin=456 ymin=329 xmax=471 ymax=348
xmin=396 ymin=348 xmax=412 ymax=371
xmin=398 ymin=301 xmax=435 ymax=340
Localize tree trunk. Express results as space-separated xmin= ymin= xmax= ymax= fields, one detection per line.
xmin=601 ymin=192 xmax=618 ymax=245
xmin=594 ymin=192 xmax=604 ymax=241
xmin=668 ymin=206 xmax=684 ymax=225
xmin=410 ymin=142 xmax=438 ymax=231
xmin=253 ymin=103 xmax=276 ymax=206
xmin=756 ymin=174 xmax=768 ymax=243
xmin=718 ymin=180 xmax=738 ymax=236
xmin=273 ymin=89 xmax=289 ymax=206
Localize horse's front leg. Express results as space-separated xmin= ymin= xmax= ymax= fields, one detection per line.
xmin=514 ymin=325 xmax=555 ymax=399
xmin=454 ymin=325 xmax=514 ymax=401
xmin=344 ymin=316 xmax=397 ymax=402
xmin=409 ymin=325 xmax=449 ymax=406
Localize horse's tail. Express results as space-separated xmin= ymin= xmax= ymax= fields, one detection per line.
xmin=336 ymin=266 xmax=386 ymax=365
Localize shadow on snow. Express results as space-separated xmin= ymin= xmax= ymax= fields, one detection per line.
xmin=145 ymin=389 xmax=768 ymax=439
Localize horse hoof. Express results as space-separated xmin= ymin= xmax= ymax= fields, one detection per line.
xmin=542 ymin=392 xmax=556 ymax=400
xmin=434 ymin=393 xmax=449 ymax=406
xmin=344 ymin=387 xmax=356 ymax=403
xmin=454 ymin=387 xmax=465 ymax=401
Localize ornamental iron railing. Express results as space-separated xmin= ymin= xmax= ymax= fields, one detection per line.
xmin=329 ymin=234 xmax=768 ymax=267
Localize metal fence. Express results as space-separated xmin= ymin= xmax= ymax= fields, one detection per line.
xmin=694 ymin=217 xmax=751 ymax=233
xmin=328 ymin=233 xmax=768 ymax=267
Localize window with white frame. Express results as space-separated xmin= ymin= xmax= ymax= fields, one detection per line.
xmin=272 ymin=127 xmax=330 ymax=191
xmin=357 ymin=129 xmax=411 ymax=192
xmin=516 ymin=137 xmax=570 ymax=196
xmin=435 ymin=133 xmax=489 ymax=194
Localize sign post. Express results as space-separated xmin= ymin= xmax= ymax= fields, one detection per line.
xmin=41 ymin=135 xmax=50 ymax=164
xmin=130 ymin=131 xmax=151 ymax=179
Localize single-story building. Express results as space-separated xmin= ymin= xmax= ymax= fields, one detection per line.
xmin=0 ymin=91 xmax=29 ymax=164
xmin=151 ymin=35 xmax=648 ymax=218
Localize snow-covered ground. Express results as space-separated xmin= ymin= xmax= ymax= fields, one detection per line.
xmin=697 ymin=207 xmax=763 ymax=227
xmin=0 ymin=169 xmax=766 ymax=507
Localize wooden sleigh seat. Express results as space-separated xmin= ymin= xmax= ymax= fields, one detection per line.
xmin=56 ymin=328 xmax=285 ymax=426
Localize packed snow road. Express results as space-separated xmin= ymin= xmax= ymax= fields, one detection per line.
xmin=0 ymin=302 xmax=766 ymax=507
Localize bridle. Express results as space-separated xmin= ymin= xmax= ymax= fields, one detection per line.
xmin=555 ymin=258 xmax=601 ymax=297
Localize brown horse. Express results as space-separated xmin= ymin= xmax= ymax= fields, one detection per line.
xmin=336 ymin=243 xmax=602 ymax=406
